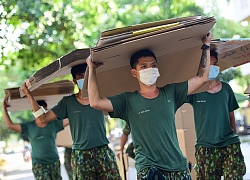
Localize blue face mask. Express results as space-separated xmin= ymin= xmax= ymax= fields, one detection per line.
xmin=77 ymin=79 xmax=84 ymax=90
xmin=209 ymin=65 xmax=220 ymax=80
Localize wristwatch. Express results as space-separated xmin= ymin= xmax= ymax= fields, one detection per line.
xmin=201 ymin=44 xmax=210 ymax=50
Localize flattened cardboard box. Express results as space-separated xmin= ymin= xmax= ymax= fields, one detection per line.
xmin=20 ymin=49 xmax=90 ymax=97
xmin=89 ymin=16 xmax=216 ymax=96
xmin=211 ymin=39 xmax=250 ymax=71
xmin=244 ymin=84 xmax=250 ymax=94
xmin=4 ymin=80 xmax=75 ymax=148
xmin=5 ymin=80 xmax=75 ymax=111
xmin=23 ymin=18 xmax=250 ymax=99
xmin=175 ymin=103 xmax=195 ymax=129
xmin=177 ymin=129 xmax=196 ymax=179
xmin=56 ymin=125 xmax=73 ymax=148
xmin=23 ymin=16 xmax=215 ymax=97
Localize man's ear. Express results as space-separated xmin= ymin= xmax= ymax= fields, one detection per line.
xmin=131 ymin=69 xmax=138 ymax=78
xmin=73 ymin=79 xmax=77 ymax=84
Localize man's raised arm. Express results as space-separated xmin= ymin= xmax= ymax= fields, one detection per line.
xmin=188 ymin=32 xmax=213 ymax=95
xmin=86 ymin=56 xmax=114 ymax=112
xmin=20 ymin=82 xmax=58 ymax=123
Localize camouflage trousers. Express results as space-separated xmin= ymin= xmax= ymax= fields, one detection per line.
xmin=137 ymin=166 xmax=191 ymax=180
xmin=71 ymin=145 xmax=121 ymax=180
xmin=64 ymin=147 xmax=73 ymax=180
xmin=195 ymin=143 xmax=246 ymax=180
xmin=32 ymin=159 xmax=62 ymax=180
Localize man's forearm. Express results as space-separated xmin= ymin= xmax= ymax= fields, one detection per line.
xmin=197 ymin=32 xmax=212 ymax=79
xmin=197 ymin=47 xmax=210 ymax=78
xmin=26 ymin=92 xmax=40 ymax=112
xmin=3 ymin=107 xmax=12 ymax=128
xmin=88 ymin=66 xmax=101 ymax=107
xmin=120 ymin=134 xmax=128 ymax=152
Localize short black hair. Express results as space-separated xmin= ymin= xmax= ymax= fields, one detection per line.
xmin=37 ymin=100 xmax=47 ymax=108
xmin=210 ymin=49 xmax=218 ymax=61
xmin=71 ymin=63 xmax=87 ymax=79
xmin=130 ymin=49 xmax=157 ymax=69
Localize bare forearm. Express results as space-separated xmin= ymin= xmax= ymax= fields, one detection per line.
xmin=196 ymin=32 xmax=212 ymax=79
xmin=120 ymin=134 xmax=129 ymax=152
xmin=26 ymin=91 xmax=40 ymax=112
xmin=2 ymin=107 xmax=22 ymax=133
xmin=197 ymin=48 xmax=210 ymax=78
xmin=187 ymin=48 xmax=211 ymax=95
xmin=25 ymin=91 xmax=55 ymax=123
xmin=3 ymin=107 xmax=13 ymax=128
xmin=87 ymin=67 xmax=114 ymax=112
xmin=88 ymin=65 xmax=102 ymax=107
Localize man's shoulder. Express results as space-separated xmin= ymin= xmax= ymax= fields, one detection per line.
xmin=58 ymin=94 xmax=75 ymax=102
xmin=221 ymin=81 xmax=233 ymax=91
xmin=160 ymin=81 xmax=188 ymax=90
xmin=113 ymin=91 xmax=137 ymax=97
xmin=63 ymin=94 xmax=75 ymax=99
xmin=21 ymin=120 xmax=35 ymax=125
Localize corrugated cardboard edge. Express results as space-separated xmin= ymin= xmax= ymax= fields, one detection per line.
xmin=20 ymin=49 xmax=90 ymax=97
xmin=5 ymin=80 xmax=75 ymax=111
xmin=244 ymin=84 xmax=250 ymax=94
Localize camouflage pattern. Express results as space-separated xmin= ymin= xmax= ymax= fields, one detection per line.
xmin=64 ymin=147 xmax=73 ymax=180
xmin=137 ymin=166 xmax=191 ymax=180
xmin=71 ymin=145 xmax=121 ymax=180
xmin=195 ymin=143 xmax=246 ymax=179
xmin=32 ymin=160 xmax=62 ymax=180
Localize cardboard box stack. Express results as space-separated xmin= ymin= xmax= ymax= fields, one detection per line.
xmin=19 ymin=16 xmax=217 ymax=99
xmin=4 ymin=80 xmax=75 ymax=148
xmin=211 ymin=39 xmax=250 ymax=71
xmin=245 ymin=85 xmax=250 ymax=95
xmin=20 ymin=49 xmax=90 ymax=97
xmin=88 ymin=15 xmax=216 ymax=97
xmin=5 ymin=80 xmax=74 ymax=111
xmin=175 ymin=103 xmax=196 ymax=179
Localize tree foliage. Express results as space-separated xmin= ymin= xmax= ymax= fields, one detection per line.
xmin=0 ymin=0 xmax=203 ymax=72
xmin=0 ymin=66 xmax=33 ymax=141
xmin=217 ymin=68 xmax=242 ymax=83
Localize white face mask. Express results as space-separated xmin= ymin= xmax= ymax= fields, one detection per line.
xmin=138 ymin=68 xmax=160 ymax=86
xmin=209 ymin=65 xmax=220 ymax=80
xmin=77 ymin=79 xmax=84 ymax=90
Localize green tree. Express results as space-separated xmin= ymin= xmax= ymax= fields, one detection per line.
xmin=217 ymin=68 xmax=242 ymax=83
xmin=0 ymin=0 xmax=203 ymax=71
xmin=0 ymin=66 xmax=34 ymax=141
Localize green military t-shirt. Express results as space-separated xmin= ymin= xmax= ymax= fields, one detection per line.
xmin=187 ymin=82 xmax=240 ymax=148
xmin=108 ymin=81 xmax=188 ymax=173
xmin=51 ymin=94 xmax=109 ymax=150
xmin=21 ymin=120 xmax=63 ymax=164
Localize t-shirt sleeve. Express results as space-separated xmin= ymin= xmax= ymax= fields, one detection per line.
xmin=107 ymin=93 xmax=128 ymax=121
xmin=226 ymin=83 xmax=239 ymax=112
xmin=54 ymin=119 xmax=64 ymax=133
xmin=20 ymin=122 xmax=29 ymax=136
xmin=51 ymin=97 xmax=68 ymax=120
xmin=186 ymin=94 xmax=193 ymax=104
